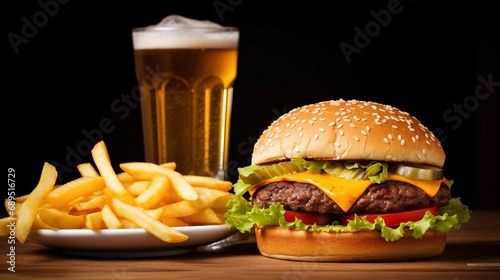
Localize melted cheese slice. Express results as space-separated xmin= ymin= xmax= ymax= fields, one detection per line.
xmin=248 ymin=171 xmax=447 ymax=212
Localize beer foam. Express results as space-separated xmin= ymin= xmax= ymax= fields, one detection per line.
xmin=132 ymin=15 xmax=239 ymax=50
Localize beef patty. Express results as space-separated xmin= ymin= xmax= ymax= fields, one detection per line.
xmin=252 ymin=180 xmax=451 ymax=214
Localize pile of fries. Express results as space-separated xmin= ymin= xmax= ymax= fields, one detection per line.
xmin=1 ymin=141 xmax=236 ymax=244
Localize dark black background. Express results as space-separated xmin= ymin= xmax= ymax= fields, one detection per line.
xmin=4 ymin=0 xmax=499 ymax=210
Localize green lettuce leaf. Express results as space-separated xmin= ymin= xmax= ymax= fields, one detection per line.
xmin=224 ymin=197 xmax=471 ymax=241
xmin=233 ymin=178 xmax=253 ymax=197
xmin=232 ymin=165 xmax=261 ymax=196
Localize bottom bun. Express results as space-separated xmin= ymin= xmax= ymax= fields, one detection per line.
xmin=254 ymin=226 xmax=447 ymax=262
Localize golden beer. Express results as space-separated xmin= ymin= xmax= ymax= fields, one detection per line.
xmin=132 ymin=16 xmax=239 ymax=179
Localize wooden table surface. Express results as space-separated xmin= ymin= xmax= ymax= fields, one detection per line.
xmin=1 ymin=210 xmax=499 ymax=279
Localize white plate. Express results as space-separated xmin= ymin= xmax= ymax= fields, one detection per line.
xmin=28 ymin=224 xmax=235 ymax=258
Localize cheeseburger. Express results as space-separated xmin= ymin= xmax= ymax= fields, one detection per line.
xmin=225 ymin=99 xmax=470 ymax=262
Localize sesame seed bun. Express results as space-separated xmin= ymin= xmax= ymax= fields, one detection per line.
xmin=252 ymin=99 xmax=445 ymax=168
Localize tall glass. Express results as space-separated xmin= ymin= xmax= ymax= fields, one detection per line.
xmin=132 ymin=15 xmax=239 ymax=180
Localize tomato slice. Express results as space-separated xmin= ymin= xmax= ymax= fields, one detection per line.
xmin=338 ymin=206 xmax=440 ymax=227
xmin=284 ymin=211 xmax=335 ymax=225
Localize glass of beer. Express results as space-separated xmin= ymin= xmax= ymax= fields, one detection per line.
xmin=132 ymin=15 xmax=239 ymax=180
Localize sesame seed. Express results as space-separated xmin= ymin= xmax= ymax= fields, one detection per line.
xmin=284 ymin=132 xmax=290 ymax=138
xmin=392 ymin=125 xmax=398 ymax=129
xmin=365 ymin=126 xmax=370 ymax=131
xmin=400 ymin=139 xmax=405 ymax=145
xmin=318 ymin=128 xmax=325 ymax=132
xmin=350 ymin=123 xmax=356 ymax=128
xmin=339 ymin=130 xmax=344 ymax=136
xmin=354 ymin=135 xmax=359 ymax=141
xmin=383 ymin=138 xmax=389 ymax=144
xmin=337 ymin=123 xmax=343 ymax=129
xmin=334 ymin=142 xmax=341 ymax=147
xmin=361 ymin=130 xmax=367 ymax=135
xmin=314 ymin=133 xmax=319 ymax=140
xmin=388 ymin=134 xmax=393 ymax=140
xmin=425 ymin=140 xmax=431 ymax=145
xmin=328 ymin=122 xmax=335 ymax=127
xmin=299 ymin=132 xmax=303 ymax=138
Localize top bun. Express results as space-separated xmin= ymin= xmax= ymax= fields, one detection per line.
xmin=252 ymin=99 xmax=445 ymax=167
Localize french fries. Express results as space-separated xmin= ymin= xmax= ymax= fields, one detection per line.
xmin=135 ymin=175 xmax=169 ymax=209
xmin=68 ymin=194 xmax=107 ymax=216
xmin=46 ymin=176 xmax=105 ymax=207
xmin=91 ymin=141 xmax=137 ymax=205
xmin=1 ymin=140 xmax=235 ymax=244
xmin=183 ymin=175 xmax=232 ymax=191
xmin=15 ymin=163 xmax=57 ymax=243
xmin=100 ymin=204 xmax=122 ymax=229
xmin=111 ymin=198 xmax=188 ymax=243
xmin=120 ymin=162 xmax=198 ymax=201
xmin=77 ymin=163 xmax=100 ymax=177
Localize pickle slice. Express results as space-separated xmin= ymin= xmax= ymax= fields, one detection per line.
xmin=324 ymin=163 xmax=366 ymax=180
xmin=240 ymin=162 xmax=305 ymax=185
xmin=389 ymin=163 xmax=444 ymax=180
